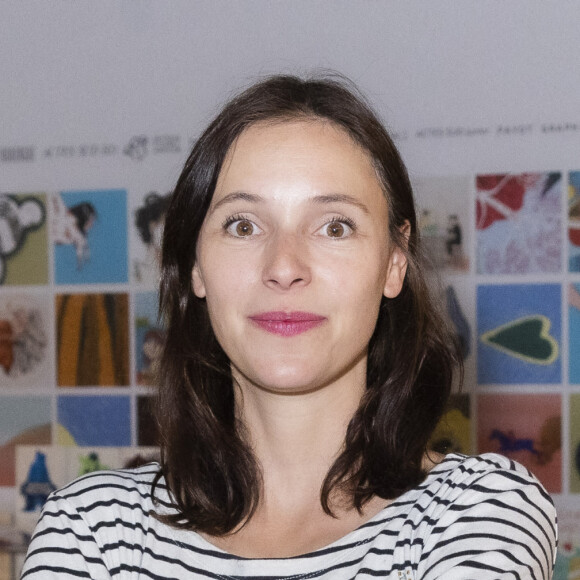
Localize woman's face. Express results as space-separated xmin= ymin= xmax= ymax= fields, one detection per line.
xmin=192 ymin=119 xmax=407 ymax=395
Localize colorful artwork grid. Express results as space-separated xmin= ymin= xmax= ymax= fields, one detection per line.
xmin=0 ymin=173 xmax=578 ymax=564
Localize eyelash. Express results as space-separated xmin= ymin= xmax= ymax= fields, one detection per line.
xmin=326 ymin=215 xmax=357 ymax=231
xmin=222 ymin=213 xmax=251 ymax=229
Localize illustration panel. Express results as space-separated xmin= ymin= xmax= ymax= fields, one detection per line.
xmin=569 ymin=171 xmax=580 ymax=272
xmin=134 ymin=291 xmax=164 ymax=386
xmin=130 ymin=191 xmax=170 ymax=285
xmin=0 ymin=193 xmax=48 ymax=285
xmin=14 ymin=445 xmax=159 ymax=533
xmin=476 ymin=172 xmax=561 ymax=274
xmin=56 ymin=293 xmax=129 ymax=386
xmin=477 ymin=284 xmax=561 ymax=384
xmin=553 ymin=499 xmax=580 ymax=578
xmin=569 ymin=394 xmax=580 ymax=493
xmin=440 ymin=280 xmax=475 ymax=391
xmin=0 ymin=396 xmax=51 ymax=486
xmin=14 ymin=445 xmax=66 ymax=534
xmin=53 ymin=189 xmax=128 ymax=284
xmin=57 ymin=395 xmax=131 ymax=446
xmin=571 ymin=284 xmax=580 ymax=385
xmin=0 ymin=293 xmax=51 ymax=388
xmin=413 ymin=175 xmax=471 ymax=272
xmin=428 ymin=394 xmax=471 ymax=455
xmin=477 ymin=393 xmax=561 ymax=493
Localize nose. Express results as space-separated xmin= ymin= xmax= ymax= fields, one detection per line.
xmin=262 ymin=232 xmax=311 ymax=291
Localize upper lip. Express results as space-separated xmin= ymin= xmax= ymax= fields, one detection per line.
xmin=249 ymin=311 xmax=326 ymax=322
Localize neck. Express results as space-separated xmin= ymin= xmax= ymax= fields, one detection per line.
xmin=232 ymin=362 xmax=366 ymax=513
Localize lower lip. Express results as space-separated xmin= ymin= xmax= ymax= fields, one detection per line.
xmin=249 ymin=317 xmax=325 ymax=337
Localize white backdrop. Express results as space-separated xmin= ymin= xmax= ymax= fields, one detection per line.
xmin=2 ymin=0 xmax=580 ymax=189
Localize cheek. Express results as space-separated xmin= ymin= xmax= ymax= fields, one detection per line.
xmin=324 ymin=249 xmax=388 ymax=298
xmin=198 ymin=256 xmax=253 ymax=327
xmin=334 ymin=255 xmax=387 ymax=326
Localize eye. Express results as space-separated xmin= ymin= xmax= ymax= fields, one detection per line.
xmin=319 ymin=217 xmax=356 ymax=239
xmin=223 ymin=216 xmax=262 ymax=238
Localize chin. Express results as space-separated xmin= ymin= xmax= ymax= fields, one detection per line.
xmin=235 ymin=361 xmax=327 ymax=394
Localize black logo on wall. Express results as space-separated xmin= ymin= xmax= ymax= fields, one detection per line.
xmin=0 ymin=146 xmax=35 ymax=162
xmin=124 ymin=135 xmax=149 ymax=161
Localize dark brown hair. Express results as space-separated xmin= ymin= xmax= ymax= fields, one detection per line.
xmin=153 ymin=73 xmax=461 ymax=534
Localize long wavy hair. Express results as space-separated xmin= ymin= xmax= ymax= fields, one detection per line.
xmin=153 ymin=74 xmax=461 ymax=535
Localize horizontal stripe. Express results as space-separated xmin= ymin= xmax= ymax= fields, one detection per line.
xmin=21 ymin=453 xmax=557 ymax=580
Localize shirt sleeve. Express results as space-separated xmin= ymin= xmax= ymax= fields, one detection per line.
xmin=20 ymin=492 xmax=112 ymax=580
xmin=417 ymin=461 xmax=557 ymax=580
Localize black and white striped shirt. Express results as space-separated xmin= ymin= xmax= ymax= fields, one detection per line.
xmin=21 ymin=453 xmax=556 ymax=579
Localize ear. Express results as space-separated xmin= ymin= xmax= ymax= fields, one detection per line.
xmin=383 ymin=221 xmax=410 ymax=299
xmin=191 ymin=262 xmax=206 ymax=298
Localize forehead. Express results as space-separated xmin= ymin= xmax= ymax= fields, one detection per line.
xmin=214 ymin=119 xmax=384 ymax=201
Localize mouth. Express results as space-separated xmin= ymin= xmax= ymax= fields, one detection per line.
xmin=248 ymin=311 xmax=326 ymax=337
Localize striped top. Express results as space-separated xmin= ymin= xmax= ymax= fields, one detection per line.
xmin=21 ymin=453 xmax=557 ymax=579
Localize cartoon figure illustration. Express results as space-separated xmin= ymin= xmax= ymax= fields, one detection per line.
xmin=445 ymin=214 xmax=464 ymax=267
xmin=490 ymin=417 xmax=560 ymax=466
xmin=134 ymin=192 xmax=170 ymax=283
xmin=78 ymin=452 xmax=110 ymax=476
xmin=0 ymin=304 xmax=46 ymax=378
xmin=490 ymin=429 xmax=540 ymax=457
xmin=20 ymin=451 xmax=56 ymax=512
xmin=51 ymin=193 xmax=97 ymax=269
xmin=137 ymin=328 xmax=165 ymax=385
xmin=0 ymin=194 xmax=45 ymax=283
xmin=430 ymin=407 xmax=470 ymax=455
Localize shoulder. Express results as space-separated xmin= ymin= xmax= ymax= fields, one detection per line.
xmin=414 ymin=453 xmax=557 ymax=578
xmin=43 ymin=462 xmax=168 ymax=525
xmin=427 ymin=451 xmax=547 ymax=486
xmin=23 ymin=464 xmax=172 ymax=579
xmin=54 ymin=462 xmax=160 ymax=498
xmin=423 ymin=452 xmax=556 ymax=528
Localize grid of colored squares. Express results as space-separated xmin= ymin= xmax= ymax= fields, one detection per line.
xmin=0 ymin=172 xmax=579 ymax=498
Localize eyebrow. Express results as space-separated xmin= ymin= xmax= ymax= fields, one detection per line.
xmin=211 ymin=191 xmax=370 ymax=214
xmin=311 ymin=193 xmax=370 ymax=215
xmin=211 ymin=191 xmax=263 ymax=211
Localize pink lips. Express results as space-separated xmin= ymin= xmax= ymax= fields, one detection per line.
xmin=249 ymin=311 xmax=326 ymax=337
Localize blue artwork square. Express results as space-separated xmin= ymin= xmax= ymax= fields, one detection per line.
xmin=57 ymin=395 xmax=131 ymax=446
xmin=477 ymin=284 xmax=561 ymax=384
xmin=54 ymin=189 xmax=128 ymax=284
xmin=570 ymin=284 xmax=580 ymax=384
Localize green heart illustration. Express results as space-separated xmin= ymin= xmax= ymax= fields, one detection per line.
xmin=480 ymin=315 xmax=558 ymax=365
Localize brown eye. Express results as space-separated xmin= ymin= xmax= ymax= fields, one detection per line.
xmin=326 ymin=222 xmax=345 ymax=238
xmin=225 ymin=218 xmax=261 ymax=238
xmin=235 ymin=220 xmax=254 ymax=236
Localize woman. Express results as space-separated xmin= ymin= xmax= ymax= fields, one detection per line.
xmin=22 ymin=75 xmax=556 ymax=579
